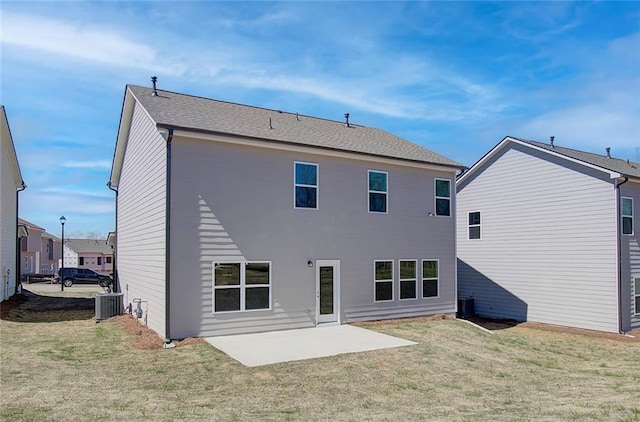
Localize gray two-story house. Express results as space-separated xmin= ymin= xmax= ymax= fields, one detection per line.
xmin=109 ymin=83 xmax=464 ymax=342
xmin=457 ymin=136 xmax=639 ymax=333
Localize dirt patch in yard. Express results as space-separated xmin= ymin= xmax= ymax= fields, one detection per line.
xmin=464 ymin=315 xmax=640 ymax=342
xmin=103 ymin=314 xmax=204 ymax=350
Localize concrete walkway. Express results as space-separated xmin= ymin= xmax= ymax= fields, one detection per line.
xmin=205 ymin=324 xmax=417 ymax=367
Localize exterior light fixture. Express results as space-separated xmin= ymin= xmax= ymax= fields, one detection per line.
xmin=307 ymin=260 xmax=313 ymax=268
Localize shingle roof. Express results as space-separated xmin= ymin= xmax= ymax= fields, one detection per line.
xmin=127 ymin=85 xmax=464 ymax=169
xmin=515 ymin=137 xmax=640 ymax=179
xmin=65 ymin=239 xmax=112 ymax=254
xmin=18 ymin=218 xmax=45 ymax=231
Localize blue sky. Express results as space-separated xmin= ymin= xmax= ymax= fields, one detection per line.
xmin=1 ymin=1 xmax=639 ymax=237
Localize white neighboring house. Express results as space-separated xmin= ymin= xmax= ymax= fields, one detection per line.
xmin=109 ymin=83 xmax=465 ymax=342
xmin=63 ymin=244 xmax=79 ymax=268
xmin=457 ymin=136 xmax=640 ymax=333
xmin=0 ymin=106 xmax=26 ymax=301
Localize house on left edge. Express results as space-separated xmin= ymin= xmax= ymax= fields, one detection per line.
xmin=108 ymin=82 xmax=465 ymax=343
xmin=0 ymin=106 xmax=26 ymax=302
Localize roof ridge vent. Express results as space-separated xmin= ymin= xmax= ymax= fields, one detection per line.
xmin=151 ymin=76 xmax=158 ymax=96
xmin=606 ymin=147 xmax=611 ymax=158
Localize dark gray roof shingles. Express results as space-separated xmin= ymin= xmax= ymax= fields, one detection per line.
xmin=514 ymin=137 xmax=640 ymax=179
xmin=127 ymin=85 xmax=463 ymax=168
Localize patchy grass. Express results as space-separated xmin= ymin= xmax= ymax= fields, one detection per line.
xmin=1 ymin=290 xmax=639 ymax=421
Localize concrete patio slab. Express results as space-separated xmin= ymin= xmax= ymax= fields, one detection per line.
xmin=205 ymin=324 xmax=417 ymax=367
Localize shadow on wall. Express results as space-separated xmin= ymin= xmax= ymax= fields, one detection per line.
xmin=457 ymin=259 xmax=528 ymax=322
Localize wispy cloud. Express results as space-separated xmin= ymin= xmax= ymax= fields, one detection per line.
xmin=62 ymin=160 xmax=112 ymax=170
xmin=0 ymin=12 xmax=185 ymax=76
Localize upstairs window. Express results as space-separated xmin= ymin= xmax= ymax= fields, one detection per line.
xmin=369 ymin=171 xmax=388 ymax=213
xmin=622 ymin=197 xmax=633 ymax=235
xmin=435 ymin=179 xmax=451 ymax=216
xmin=468 ymin=211 xmax=481 ymax=239
xmin=294 ymin=162 xmax=318 ymax=209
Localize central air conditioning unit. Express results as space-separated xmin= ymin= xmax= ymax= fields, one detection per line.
xmin=95 ymin=292 xmax=124 ymax=322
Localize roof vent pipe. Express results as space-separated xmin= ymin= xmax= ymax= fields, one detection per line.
xmin=606 ymin=147 xmax=611 ymax=158
xmin=344 ymin=113 xmax=350 ymax=128
xmin=268 ymin=117 xmax=273 ymax=129
xmin=151 ymin=76 xmax=158 ymax=96
xmin=550 ymin=136 xmax=555 ymax=147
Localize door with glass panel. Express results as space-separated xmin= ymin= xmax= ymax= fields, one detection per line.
xmin=316 ymin=260 xmax=340 ymax=324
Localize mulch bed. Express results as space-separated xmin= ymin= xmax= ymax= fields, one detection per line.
xmin=103 ymin=314 xmax=204 ymax=350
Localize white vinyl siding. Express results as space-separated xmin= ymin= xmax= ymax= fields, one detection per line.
xmin=457 ymin=143 xmax=619 ymax=333
xmin=117 ymin=102 xmax=167 ymax=338
xmin=0 ymin=138 xmax=18 ymax=301
xmin=167 ymin=137 xmax=458 ymax=337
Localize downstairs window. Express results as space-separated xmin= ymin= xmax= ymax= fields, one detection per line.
xmin=213 ymin=262 xmax=271 ymax=313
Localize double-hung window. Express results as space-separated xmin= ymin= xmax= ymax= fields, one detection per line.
xmin=294 ymin=162 xmax=318 ymax=209
xmin=468 ymin=211 xmax=481 ymax=239
xmin=374 ymin=260 xmax=393 ymax=302
xmin=622 ymin=197 xmax=633 ymax=235
xmin=399 ymin=260 xmax=417 ymax=300
xmin=369 ymin=171 xmax=388 ymax=213
xmin=213 ymin=262 xmax=271 ymax=313
xmin=422 ymin=260 xmax=439 ymax=298
xmin=435 ymin=179 xmax=451 ymax=216
xmin=635 ymin=277 xmax=640 ymax=315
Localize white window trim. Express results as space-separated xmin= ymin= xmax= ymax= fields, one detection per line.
xmin=421 ymin=259 xmax=440 ymax=299
xmin=622 ymin=197 xmax=634 ymax=236
xmin=434 ymin=178 xmax=452 ymax=217
xmin=634 ymin=276 xmax=640 ymax=316
xmin=294 ymin=161 xmax=319 ymax=210
xmin=368 ymin=170 xmax=389 ymax=214
xmin=399 ymin=259 xmax=418 ymax=301
xmin=212 ymin=261 xmax=272 ymax=314
xmin=468 ymin=211 xmax=481 ymax=240
xmin=374 ymin=259 xmax=394 ymax=302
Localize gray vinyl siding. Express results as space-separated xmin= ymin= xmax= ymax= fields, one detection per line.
xmin=169 ymin=136 xmax=457 ymax=338
xmin=620 ymin=181 xmax=640 ymax=331
xmin=0 ymin=142 xmax=17 ymax=301
xmin=117 ymin=102 xmax=167 ymax=338
xmin=457 ymin=143 xmax=619 ymax=333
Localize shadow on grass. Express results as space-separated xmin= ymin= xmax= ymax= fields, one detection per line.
xmin=462 ymin=316 xmax=522 ymax=331
xmin=0 ymin=290 xmax=94 ymax=323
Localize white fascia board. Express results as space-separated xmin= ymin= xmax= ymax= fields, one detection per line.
xmin=1 ymin=106 xmax=25 ymax=188
xmin=458 ymin=136 xmax=622 ymax=186
xmin=108 ymin=88 xmax=138 ymax=189
xmin=170 ymin=128 xmax=459 ymax=174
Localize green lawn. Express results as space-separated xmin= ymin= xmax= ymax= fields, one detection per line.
xmin=1 ymin=290 xmax=639 ymax=421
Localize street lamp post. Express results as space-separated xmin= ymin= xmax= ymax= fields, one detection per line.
xmin=60 ymin=216 xmax=66 ymax=292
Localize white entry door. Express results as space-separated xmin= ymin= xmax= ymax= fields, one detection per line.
xmin=316 ymin=260 xmax=340 ymax=324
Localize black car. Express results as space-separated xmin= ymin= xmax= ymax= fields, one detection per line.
xmin=55 ymin=268 xmax=112 ymax=291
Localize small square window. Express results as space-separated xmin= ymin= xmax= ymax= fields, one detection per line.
xmin=468 ymin=211 xmax=481 ymax=239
